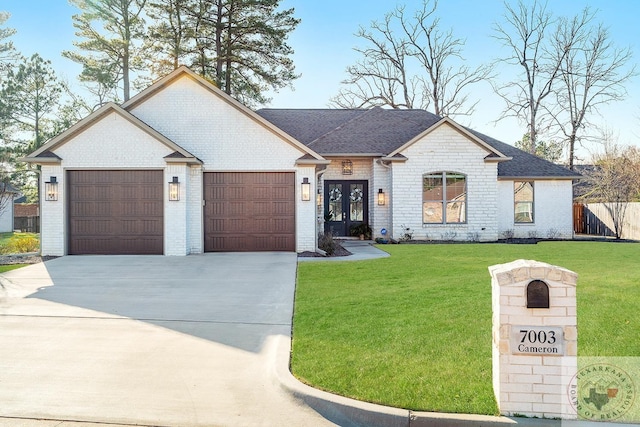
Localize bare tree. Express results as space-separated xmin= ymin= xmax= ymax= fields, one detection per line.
xmin=550 ymin=11 xmax=636 ymax=169
xmin=332 ymin=13 xmax=413 ymax=109
xmin=492 ymin=0 xmax=567 ymax=154
xmin=332 ymin=0 xmax=489 ymax=117
xmin=582 ymin=142 xmax=640 ymax=239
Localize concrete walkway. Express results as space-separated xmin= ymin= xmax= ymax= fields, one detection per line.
xmin=297 ymin=239 xmax=391 ymax=262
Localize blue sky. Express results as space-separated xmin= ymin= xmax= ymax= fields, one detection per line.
xmin=2 ymin=0 xmax=639 ymax=161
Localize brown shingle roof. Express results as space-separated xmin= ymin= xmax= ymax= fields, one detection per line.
xmin=256 ymin=107 xmax=580 ymax=179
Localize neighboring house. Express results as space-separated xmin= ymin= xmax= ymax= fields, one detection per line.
xmin=23 ymin=66 xmax=580 ymax=256
xmin=0 ymin=183 xmax=19 ymax=233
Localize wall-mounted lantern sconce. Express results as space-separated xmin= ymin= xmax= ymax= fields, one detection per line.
xmin=301 ymin=177 xmax=311 ymax=201
xmin=316 ymin=189 xmax=322 ymax=206
xmin=168 ymin=176 xmax=180 ymax=201
xmin=342 ymin=160 xmax=353 ymax=175
xmin=377 ymin=188 xmax=385 ymax=206
xmin=45 ymin=176 xmax=58 ymax=201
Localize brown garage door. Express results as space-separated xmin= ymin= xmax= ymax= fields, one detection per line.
xmin=68 ymin=170 xmax=164 ymax=255
xmin=204 ymin=172 xmax=295 ymax=252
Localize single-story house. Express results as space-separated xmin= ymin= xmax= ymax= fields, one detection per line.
xmin=23 ymin=66 xmax=580 ymax=256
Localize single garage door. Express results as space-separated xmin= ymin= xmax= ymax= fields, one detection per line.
xmin=204 ymin=172 xmax=295 ymax=252
xmin=68 ymin=170 xmax=164 ymax=255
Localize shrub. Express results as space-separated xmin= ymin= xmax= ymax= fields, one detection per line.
xmin=349 ymin=223 xmax=372 ymax=239
xmin=398 ymin=224 xmax=414 ymax=242
xmin=501 ymin=229 xmax=514 ymax=239
xmin=546 ymin=228 xmax=560 ymax=239
xmin=0 ymin=235 xmax=39 ymax=254
xmin=318 ymin=232 xmax=337 ymax=256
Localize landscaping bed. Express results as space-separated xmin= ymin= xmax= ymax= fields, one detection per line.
xmin=293 ymin=241 xmax=640 ymax=414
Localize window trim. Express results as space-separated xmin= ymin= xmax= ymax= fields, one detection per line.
xmin=422 ymin=171 xmax=467 ymax=224
xmin=514 ymin=181 xmax=534 ymax=224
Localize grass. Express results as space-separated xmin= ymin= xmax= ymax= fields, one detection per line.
xmin=0 ymin=264 xmax=29 ymax=273
xmin=0 ymin=232 xmax=39 ymax=254
xmin=293 ymin=241 xmax=640 ymax=415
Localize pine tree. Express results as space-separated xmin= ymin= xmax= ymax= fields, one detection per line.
xmin=64 ymin=0 xmax=147 ymax=102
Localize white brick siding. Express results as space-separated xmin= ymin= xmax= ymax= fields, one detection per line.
xmin=371 ymin=160 xmax=392 ymax=238
xmin=40 ymin=164 xmax=64 ymax=256
xmin=129 ymin=77 xmax=306 ymax=171
xmin=498 ymin=180 xmax=574 ymax=239
xmin=392 ymin=123 xmax=500 ymax=242
xmin=40 ymin=76 xmax=318 ymax=255
xmin=129 ymin=76 xmax=316 ymax=252
xmin=164 ymin=164 xmax=189 ymax=256
xmin=54 ymin=112 xmax=173 ymax=168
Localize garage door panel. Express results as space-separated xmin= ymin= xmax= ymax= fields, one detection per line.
xmin=68 ymin=170 xmax=163 ymax=255
xmin=204 ymin=172 xmax=295 ymax=252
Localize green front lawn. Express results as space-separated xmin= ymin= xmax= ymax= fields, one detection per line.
xmin=0 ymin=264 xmax=29 ymax=273
xmin=293 ymin=242 xmax=640 ymax=415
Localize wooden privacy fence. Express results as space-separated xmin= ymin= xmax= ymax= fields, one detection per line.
xmin=573 ymin=202 xmax=640 ymax=240
xmin=14 ymin=216 xmax=39 ymax=233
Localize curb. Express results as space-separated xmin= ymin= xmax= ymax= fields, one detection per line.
xmin=273 ymin=336 xmax=638 ymax=427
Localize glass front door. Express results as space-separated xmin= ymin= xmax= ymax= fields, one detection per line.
xmin=324 ymin=180 xmax=368 ymax=236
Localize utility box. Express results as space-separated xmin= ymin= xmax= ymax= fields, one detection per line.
xmin=489 ymin=259 xmax=578 ymax=419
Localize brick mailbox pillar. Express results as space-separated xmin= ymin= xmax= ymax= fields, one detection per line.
xmin=489 ymin=259 xmax=578 ymax=419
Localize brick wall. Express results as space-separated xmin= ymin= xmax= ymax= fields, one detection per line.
xmin=40 ymin=77 xmax=319 ymax=255
xmin=40 ymin=164 xmax=65 ymax=256
xmin=130 ymin=76 xmax=317 ymax=252
xmin=392 ymin=123 xmax=500 ymax=241
xmin=498 ymin=180 xmax=574 ymax=239
xmin=489 ymin=260 xmax=577 ymax=419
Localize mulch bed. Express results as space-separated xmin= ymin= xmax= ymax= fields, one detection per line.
xmin=298 ymin=241 xmax=352 ymax=258
xmin=0 ymin=254 xmax=58 ymax=265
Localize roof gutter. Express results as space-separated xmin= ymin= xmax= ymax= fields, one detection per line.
xmin=497 ymin=176 xmax=582 ymax=181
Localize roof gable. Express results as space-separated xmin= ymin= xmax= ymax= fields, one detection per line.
xmin=123 ymin=66 xmax=325 ymax=161
xmin=23 ymin=102 xmax=201 ymax=164
xmin=389 ymin=117 xmax=509 ymax=161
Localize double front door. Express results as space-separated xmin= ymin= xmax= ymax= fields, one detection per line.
xmin=324 ymin=180 xmax=368 ymax=237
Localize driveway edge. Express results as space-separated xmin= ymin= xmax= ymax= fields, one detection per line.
xmin=273 ymin=334 xmax=410 ymax=427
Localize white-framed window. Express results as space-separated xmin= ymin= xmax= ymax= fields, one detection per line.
xmin=422 ymin=172 xmax=467 ymax=224
xmin=514 ymin=181 xmax=534 ymax=223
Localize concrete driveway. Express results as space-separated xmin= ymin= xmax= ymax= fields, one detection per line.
xmin=0 ymin=254 xmax=335 ymax=427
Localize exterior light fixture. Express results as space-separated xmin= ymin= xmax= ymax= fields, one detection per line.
xmin=45 ymin=177 xmax=58 ymax=201
xmin=301 ymin=177 xmax=311 ymax=201
xmin=168 ymin=176 xmax=180 ymax=201
xmin=342 ymin=160 xmax=353 ymax=175
xmin=377 ymin=188 xmax=385 ymax=206
xmin=316 ymin=189 xmax=322 ymax=207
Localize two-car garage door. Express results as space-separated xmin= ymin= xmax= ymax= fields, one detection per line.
xmin=67 ymin=170 xmax=295 ymax=254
